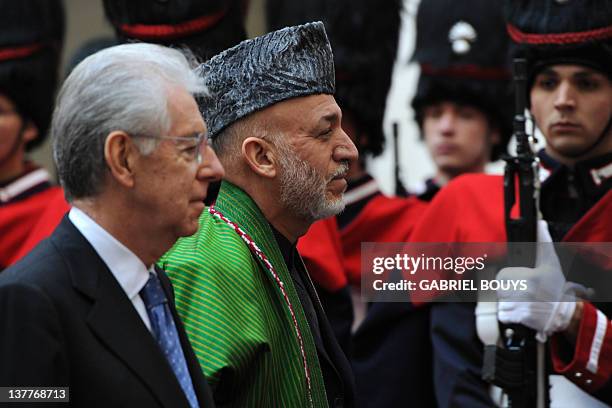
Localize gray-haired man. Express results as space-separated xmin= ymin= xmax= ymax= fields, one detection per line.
xmin=0 ymin=43 xmax=224 ymax=407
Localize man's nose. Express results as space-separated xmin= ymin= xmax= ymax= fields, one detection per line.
xmin=333 ymin=127 xmax=359 ymax=164
xmin=197 ymin=145 xmax=225 ymax=181
xmin=438 ymin=111 xmax=457 ymax=136
xmin=554 ymin=81 xmax=577 ymax=111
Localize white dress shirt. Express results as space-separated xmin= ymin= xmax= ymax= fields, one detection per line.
xmin=69 ymin=207 xmax=152 ymax=332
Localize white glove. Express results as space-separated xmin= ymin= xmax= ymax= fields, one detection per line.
xmin=496 ymin=221 xmax=576 ymax=343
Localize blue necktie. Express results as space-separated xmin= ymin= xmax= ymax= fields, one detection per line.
xmin=140 ymin=272 xmax=199 ymax=408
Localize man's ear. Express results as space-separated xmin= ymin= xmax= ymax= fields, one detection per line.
xmin=242 ymin=137 xmax=277 ymax=179
xmin=104 ymin=131 xmax=138 ymax=188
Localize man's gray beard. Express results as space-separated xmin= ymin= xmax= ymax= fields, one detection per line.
xmin=277 ymin=142 xmax=347 ymax=222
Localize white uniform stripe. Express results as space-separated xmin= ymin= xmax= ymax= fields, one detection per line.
xmin=0 ymin=168 xmax=50 ymax=203
xmin=342 ymin=179 xmax=379 ymax=205
xmin=587 ymin=309 xmax=608 ymax=374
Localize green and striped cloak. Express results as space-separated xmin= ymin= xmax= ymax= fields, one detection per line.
xmin=159 ymin=181 xmax=328 ymax=407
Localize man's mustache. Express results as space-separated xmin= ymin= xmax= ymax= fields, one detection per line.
xmin=328 ymin=161 xmax=349 ymax=181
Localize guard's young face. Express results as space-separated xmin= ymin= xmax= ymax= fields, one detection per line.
xmin=132 ymin=85 xmax=224 ymax=239
xmin=530 ymin=65 xmax=612 ymax=161
xmin=0 ymin=93 xmax=37 ymax=181
xmin=422 ymin=101 xmax=498 ymax=177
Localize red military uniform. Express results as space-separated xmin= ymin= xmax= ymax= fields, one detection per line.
xmin=0 ymin=165 xmax=68 ymax=269
xmin=299 ymin=183 xmax=428 ymax=294
xmin=410 ymin=151 xmax=612 ymax=404
xmin=0 ymin=0 xmax=65 ymax=270
xmin=298 ymin=175 xmax=436 ymax=407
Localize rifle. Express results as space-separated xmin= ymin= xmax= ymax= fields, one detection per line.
xmin=482 ymin=58 xmax=548 ymax=407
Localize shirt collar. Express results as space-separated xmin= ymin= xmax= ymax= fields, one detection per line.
xmin=68 ymin=207 xmax=150 ymax=299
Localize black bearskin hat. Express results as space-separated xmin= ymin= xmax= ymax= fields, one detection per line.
xmin=266 ymin=0 xmax=326 ymax=30
xmin=0 ymin=0 xmax=65 ymax=150
xmin=64 ymin=37 xmax=118 ymax=78
xmin=411 ymin=0 xmax=512 ymax=161
xmin=103 ymin=0 xmax=247 ymax=61
xmin=504 ymin=0 xmax=612 ymax=86
xmin=267 ymin=0 xmax=403 ymax=157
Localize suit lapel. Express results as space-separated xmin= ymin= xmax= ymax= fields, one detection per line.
xmin=52 ymin=218 xmax=189 ymax=408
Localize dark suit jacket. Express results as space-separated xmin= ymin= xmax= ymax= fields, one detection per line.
xmin=0 ymin=216 xmax=215 ymax=407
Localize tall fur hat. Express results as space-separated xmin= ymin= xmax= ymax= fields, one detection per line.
xmin=103 ymin=0 xmax=247 ymax=61
xmin=411 ymin=0 xmax=512 ymax=160
xmin=504 ymin=0 xmax=612 ymax=84
xmin=0 ymin=0 xmax=65 ymax=150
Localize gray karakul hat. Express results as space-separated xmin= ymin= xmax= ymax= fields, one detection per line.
xmin=197 ymin=21 xmax=335 ymax=139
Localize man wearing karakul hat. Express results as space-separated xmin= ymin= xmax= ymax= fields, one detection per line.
xmin=160 ymin=22 xmax=358 ymax=408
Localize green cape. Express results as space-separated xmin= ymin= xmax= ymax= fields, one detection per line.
xmin=159 ymin=181 xmax=328 ymax=407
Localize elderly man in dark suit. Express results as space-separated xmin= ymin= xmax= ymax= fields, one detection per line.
xmin=0 ymin=42 xmax=224 ymax=407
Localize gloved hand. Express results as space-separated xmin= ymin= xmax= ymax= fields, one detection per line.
xmin=496 ymin=221 xmax=576 ymax=342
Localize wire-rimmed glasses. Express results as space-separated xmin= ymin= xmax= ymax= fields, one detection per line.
xmin=133 ymin=131 xmax=208 ymax=164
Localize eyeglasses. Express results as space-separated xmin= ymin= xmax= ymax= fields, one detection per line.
xmin=133 ymin=132 xmax=208 ymax=164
